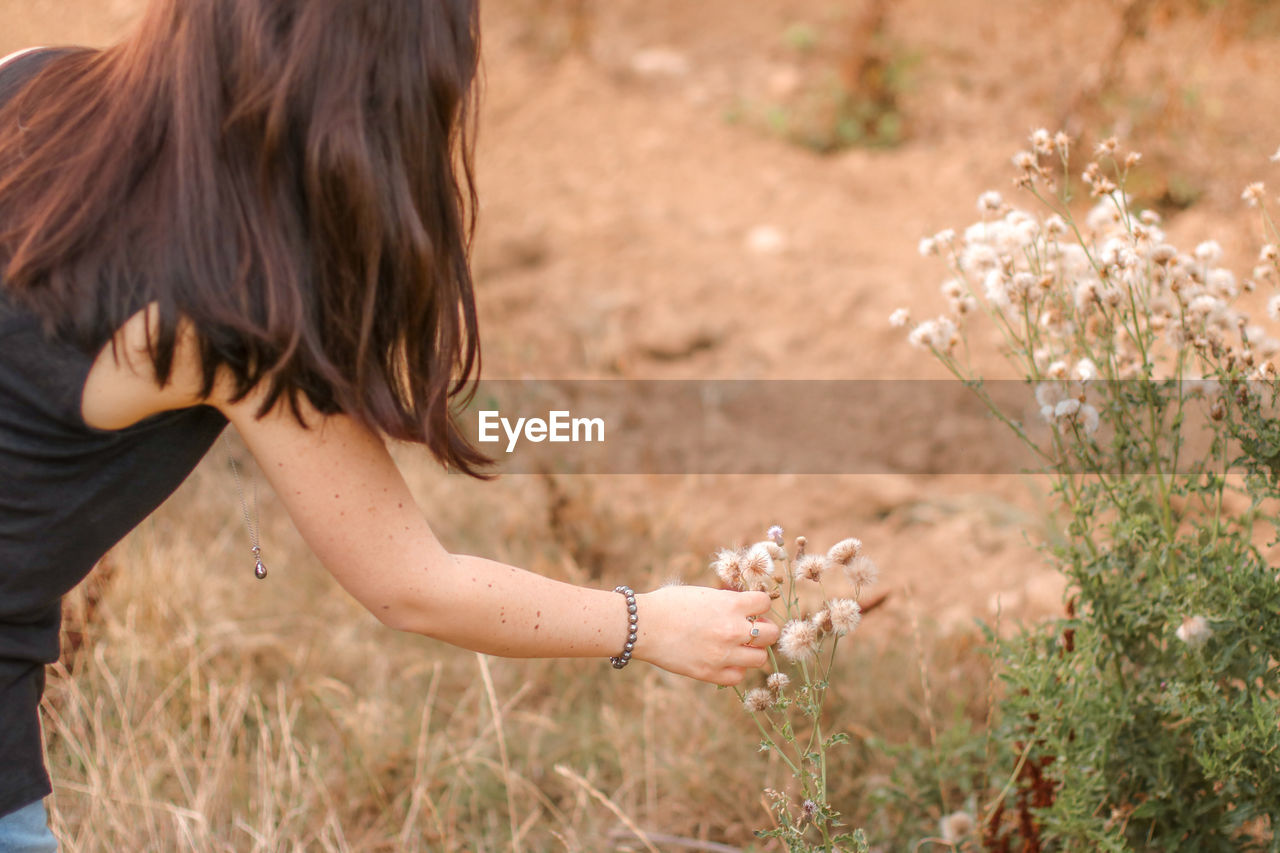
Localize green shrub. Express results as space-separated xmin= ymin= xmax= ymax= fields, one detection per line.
xmin=897 ymin=132 xmax=1280 ymax=850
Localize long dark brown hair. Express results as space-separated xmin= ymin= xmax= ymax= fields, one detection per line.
xmin=0 ymin=0 xmax=492 ymax=476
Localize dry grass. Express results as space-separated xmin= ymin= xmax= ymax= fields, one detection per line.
xmin=41 ymin=443 xmax=992 ymax=851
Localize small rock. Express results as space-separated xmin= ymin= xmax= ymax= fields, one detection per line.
xmin=745 ymin=225 xmax=787 ymax=255
xmin=629 ymin=48 xmax=689 ymax=78
xmin=766 ymin=64 xmax=802 ymax=99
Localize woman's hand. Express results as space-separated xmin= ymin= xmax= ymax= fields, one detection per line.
xmin=633 ymin=586 xmax=779 ymax=686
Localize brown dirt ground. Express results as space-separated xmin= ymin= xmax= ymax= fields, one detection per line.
xmin=6 ymin=0 xmax=1280 ymax=635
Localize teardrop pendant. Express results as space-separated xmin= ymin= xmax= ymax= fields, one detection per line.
xmin=227 ymin=435 xmax=269 ymax=583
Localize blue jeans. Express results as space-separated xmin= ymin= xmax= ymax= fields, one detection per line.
xmin=0 ymin=800 xmax=57 ymax=853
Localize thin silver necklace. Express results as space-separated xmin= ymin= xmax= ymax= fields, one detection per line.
xmin=223 ymin=434 xmax=267 ymax=579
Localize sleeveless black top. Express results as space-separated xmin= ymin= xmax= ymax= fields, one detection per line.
xmin=0 ymin=50 xmax=228 ymax=817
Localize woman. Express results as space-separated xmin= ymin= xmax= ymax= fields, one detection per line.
xmin=0 ymin=1 xmax=779 ymax=847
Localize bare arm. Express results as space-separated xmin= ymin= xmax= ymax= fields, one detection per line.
xmin=79 ymin=308 xmax=779 ymax=685
xmin=217 ymin=393 xmax=777 ymax=683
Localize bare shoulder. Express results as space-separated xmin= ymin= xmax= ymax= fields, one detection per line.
xmin=79 ymin=302 xmax=326 ymax=436
xmin=79 ymin=304 xmax=214 ymax=430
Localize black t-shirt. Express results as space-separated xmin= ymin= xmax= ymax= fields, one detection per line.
xmin=0 ymin=49 xmax=228 ymax=817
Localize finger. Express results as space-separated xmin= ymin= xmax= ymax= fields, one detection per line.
xmin=737 ymin=590 xmax=772 ymax=615
xmin=725 ymin=646 xmax=769 ymax=670
xmin=715 ymin=666 xmax=747 ymax=687
xmin=742 ymin=619 xmax=778 ymax=648
xmin=750 ymin=620 xmax=781 ymax=647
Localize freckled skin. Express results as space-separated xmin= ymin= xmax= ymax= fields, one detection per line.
xmin=84 ymin=299 xmax=776 ymax=683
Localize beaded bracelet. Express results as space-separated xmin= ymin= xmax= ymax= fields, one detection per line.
xmin=610 ymin=585 xmax=638 ymax=670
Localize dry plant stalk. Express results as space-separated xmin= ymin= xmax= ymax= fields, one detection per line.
xmin=711 ymin=526 xmax=878 ymax=853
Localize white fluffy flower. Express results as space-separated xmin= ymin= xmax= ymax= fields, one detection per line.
xmin=1100 ymin=238 xmax=1138 ymax=271
xmin=1054 ymin=398 xmax=1081 ymax=419
xmin=1194 ymin=240 xmax=1223 ymax=265
xmin=1005 ymin=210 xmax=1040 ymax=250
xmin=826 ymin=598 xmax=862 ymax=635
xmin=1030 ymin=128 xmax=1053 ymax=155
xmin=1149 ymin=244 xmax=1178 ymax=265
xmin=793 ymin=554 xmax=830 ymax=582
xmin=826 ymin=537 xmax=863 ymax=566
xmin=743 ymin=688 xmax=773 ymax=713
xmin=1080 ymin=403 xmax=1100 ymax=435
xmin=960 ymin=243 xmax=999 ymax=273
xmin=1188 ymin=294 xmax=1224 ymax=321
xmin=907 ymin=317 xmax=959 ymax=352
xmin=1044 ymin=214 xmax=1067 ymax=238
xmin=1035 ymin=382 xmax=1068 ymax=409
xmin=1175 ymin=615 xmax=1212 ymax=648
xmin=985 ymin=221 xmax=1019 ymax=255
xmin=940 ymin=811 xmax=975 ymax=844
xmin=778 ymin=620 xmax=820 ymax=662
xmin=712 ymin=549 xmax=742 ymax=589
xmin=1057 ymin=244 xmax=1092 ymax=276
xmin=845 ymin=556 xmax=878 ymax=589
xmin=984 ymin=270 xmax=1012 ymax=308
xmin=1086 ymin=199 xmax=1122 ymax=233
xmin=1074 ymin=279 xmax=1099 ymax=311
xmin=889 ymin=308 xmax=910 ymax=328
xmin=1206 ymin=269 xmax=1237 ymax=298
xmin=1267 ymin=295 xmax=1280 ymax=323
xmin=977 ymin=190 xmax=1003 ymax=213
xmin=1098 ymin=282 xmax=1124 ymax=309
xmin=740 ymin=544 xmax=774 ymax=589
xmin=1010 ymin=272 xmax=1035 ymax=299
xmin=1074 ymin=359 xmax=1099 ymax=382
